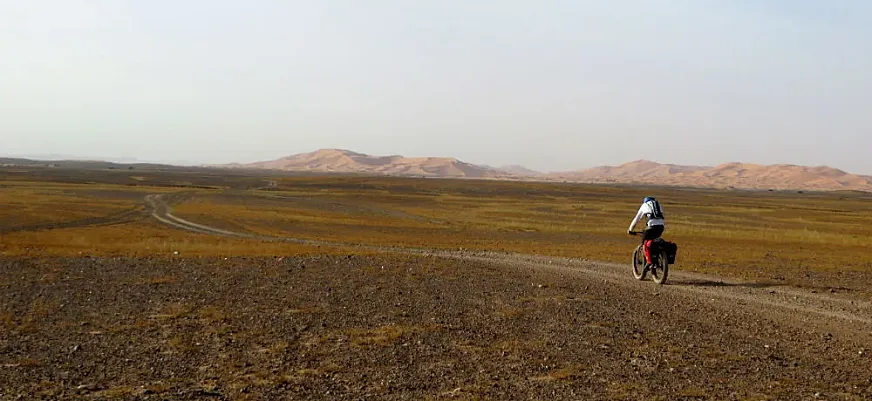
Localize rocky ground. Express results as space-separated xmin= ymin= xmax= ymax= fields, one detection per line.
xmin=1 ymin=254 xmax=870 ymax=400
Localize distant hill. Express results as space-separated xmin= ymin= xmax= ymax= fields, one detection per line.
xmin=548 ymin=160 xmax=872 ymax=191
xmin=220 ymin=149 xmax=511 ymax=178
xmin=550 ymin=160 xmax=707 ymax=181
xmin=219 ymin=151 xmax=872 ymax=191
xmin=496 ymin=165 xmax=543 ymax=176
xmin=9 ymin=150 xmax=871 ymax=192
xmin=0 ymin=157 xmax=181 ymax=171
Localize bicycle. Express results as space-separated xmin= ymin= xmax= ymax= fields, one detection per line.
xmin=628 ymin=231 xmax=671 ymax=284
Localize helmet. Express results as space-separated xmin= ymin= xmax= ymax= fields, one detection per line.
xmin=642 ymin=196 xmax=655 ymax=203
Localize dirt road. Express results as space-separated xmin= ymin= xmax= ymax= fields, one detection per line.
xmin=144 ymin=192 xmax=872 ymax=343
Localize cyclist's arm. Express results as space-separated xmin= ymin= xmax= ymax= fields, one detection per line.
xmin=627 ymin=206 xmax=644 ymax=232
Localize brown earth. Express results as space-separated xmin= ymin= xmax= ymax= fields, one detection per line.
xmin=1 ymin=254 xmax=870 ymax=400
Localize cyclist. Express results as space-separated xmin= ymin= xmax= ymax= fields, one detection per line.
xmin=627 ymin=196 xmax=665 ymax=267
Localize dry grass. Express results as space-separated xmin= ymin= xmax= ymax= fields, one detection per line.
xmin=6 ymin=358 xmax=42 ymax=368
xmin=140 ymin=275 xmax=179 ymax=285
xmin=95 ymin=386 xmax=137 ymax=398
xmin=0 ymin=184 xmax=135 ymax=226
xmin=4 ymin=172 xmax=872 ymax=284
xmin=148 ymin=302 xmax=193 ymax=321
xmin=167 ymin=176 xmax=872 ymax=282
xmin=530 ymin=366 xmax=585 ymax=382
xmin=0 ymin=178 xmax=342 ymax=257
xmin=196 ymin=306 xmax=227 ymax=322
xmin=677 ymin=387 xmax=710 ymax=398
xmin=0 ymin=220 xmax=345 ymax=257
xmin=0 ymin=311 xmax=14 ymax=329
xmin=344 ymin=324 xmax=418 ymax=347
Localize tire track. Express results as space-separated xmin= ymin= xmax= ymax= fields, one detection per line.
xmin=145 ymin=192 xmax=458 ymax=253
xmin=144 ymin=192 xmax=872 ymax=336
xmin=145 ymin=194 xmax=258 ymax=238
xmin=0 ymin=206 xmax=147 ymax=234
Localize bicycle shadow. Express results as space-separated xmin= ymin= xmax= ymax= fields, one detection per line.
xmin=668 ymin=278 xmax=779 ymax=289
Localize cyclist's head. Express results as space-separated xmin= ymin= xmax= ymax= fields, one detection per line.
xmin=642 ymin=196 xmax=655 ymax=203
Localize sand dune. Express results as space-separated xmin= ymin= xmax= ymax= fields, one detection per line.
xmin=552 ymin=160 xmax=708 ymax=181
xmin=227 ymin=149 xmax=507 ymax=178
xmin=218 ymin=150 xmax=872 ymax=191
xmin=550 ymin=160 xmax=872 ymax=191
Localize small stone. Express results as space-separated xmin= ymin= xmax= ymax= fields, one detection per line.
xmin=76 ymin=384 xmax=101 ymax=392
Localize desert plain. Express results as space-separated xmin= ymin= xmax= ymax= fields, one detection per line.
xmin=1 ymin=163 xmax=871 ymax=400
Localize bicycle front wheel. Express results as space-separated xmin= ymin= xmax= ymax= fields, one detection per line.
xmin=632 ymin=244 xmax=647 ymax=280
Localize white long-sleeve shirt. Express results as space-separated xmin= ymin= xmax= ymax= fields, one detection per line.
xmin=628 ymin=201 xmax=665 ymax=231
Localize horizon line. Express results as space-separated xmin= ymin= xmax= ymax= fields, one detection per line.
xmin=3 ymin=148 xmax=869 ymax=177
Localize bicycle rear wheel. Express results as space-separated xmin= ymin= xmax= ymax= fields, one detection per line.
xmin=650 ymin=250 xmax=669 ymax=285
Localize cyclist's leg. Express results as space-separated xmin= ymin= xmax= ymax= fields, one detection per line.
xmin=641 ymin=225 xmax=664 ymax=264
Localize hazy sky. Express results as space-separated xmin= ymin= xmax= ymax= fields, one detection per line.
xmin=2 ymin=1 xmax=870 ymax=173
